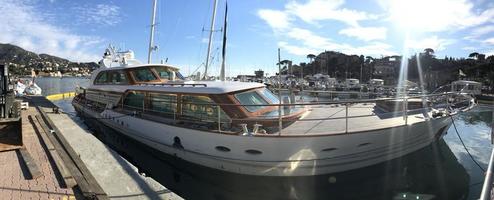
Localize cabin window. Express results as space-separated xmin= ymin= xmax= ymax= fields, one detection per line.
xmin=260 ymin=88 xmax=280 ymax=104
xmin=123 ymin=91 xmax=145 ymax=110
xmin=108 ymin=70 xmax=128 ymax=84
xmin=147 ymin=93 xmax=177 ymax=117
xmin=131 ymin=68 xmax=159 ymax=82
xmin=181 ymin=95 xmax=229 ymax=122
xmin=234 ymin=91 xmax=268 ymax=112
xmin=94 ymin=72 xmax=108 ymax=84
xmin=153 ymin=66 xmax=173 ymax=80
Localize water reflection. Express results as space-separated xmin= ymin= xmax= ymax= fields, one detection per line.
xmin=457 ymin=106 xmax=493 ymax=126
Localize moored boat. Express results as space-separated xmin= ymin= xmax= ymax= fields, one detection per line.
xmin=72 ymin=48 xmax=477 ymax=177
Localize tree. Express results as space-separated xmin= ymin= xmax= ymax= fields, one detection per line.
xmin=306 ymin=54 xmax=316 ymax=75
xmin=279 ymin=60 xmax=292 ymax=75
xmin=306 ymin=54 xmax=316 ymax=62
xmin=424 ymin=48 xmax=435 ymax=57
xmin=469 ymin=52 xmax=479 ymax=59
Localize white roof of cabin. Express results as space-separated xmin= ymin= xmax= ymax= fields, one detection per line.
xmin=88 ymin=81 xmax=266 ymax=94
xmin=98 ymin=63 xmax=180 ymax=71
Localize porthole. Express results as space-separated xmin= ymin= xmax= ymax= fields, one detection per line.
xmin=245 ymin=149 xmax=262 ymax=155
xmin=358 ymin=142 xmax=371 ymax=147
xmin=321 ymin=147 xmax=337 ymax=152
xmin=215 ymin=146 xmax=231 ymax=152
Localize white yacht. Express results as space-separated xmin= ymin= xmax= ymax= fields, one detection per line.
xmin=72 ymin=0 xmax=476 ymax=177
xmin=72 ymin=48 xmax=476 ymax=177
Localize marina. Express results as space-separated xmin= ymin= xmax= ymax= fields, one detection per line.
xmin=2 ymin=76 xmax=489 ymax=200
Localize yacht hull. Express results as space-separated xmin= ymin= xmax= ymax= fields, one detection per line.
xmin=73 ymin=102 xmax=452 ymax=177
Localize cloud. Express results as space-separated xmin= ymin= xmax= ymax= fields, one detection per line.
xmin=339 ymin=26 xmax=387 ymax=41
xmin=405 ymin=36 xmax=455 ymax=52
xmin=287 ymin=28 xmax=334 ymax=48
xmin=285 ymin=0 xmax=377 ymax=26
xmin=462 ymin=46 xmax=476 ymax=51
xmin=483 ymin=37 xmax=494 ymax=45
xmin=74 ymin=3 xmax=121 ymax=26
xmin=468 ymin=25 xmax=494 ymax=39
xmin=278 ymin=41 xmax=319 ymax=56
xmin=0 ymin=0 xmax=103 ymax=61
xmin=485 ymin=50 xmax=494 ymax=56
xmin=380 ymin=0 xmax=494 ymax=32
xmin=256 ymin=1 xmax=392 ymax=57
xmin=257 ymin=9 xmax=292 ymax=30
xmin=279 ymin=27 xmax=396 ymax=56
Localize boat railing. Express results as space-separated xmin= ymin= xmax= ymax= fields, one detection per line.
xmin=138 ymin=83 xmax=207 ymax=87
xmin=112 ymin=92 xmax=475 ymax=135
xmin=480 ymin=105 xmax=494 ymax=200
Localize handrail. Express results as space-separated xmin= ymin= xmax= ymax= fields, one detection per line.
xmin=480 ymin=148 xmax=494 ymax=200
xmin=138 ymin=83 xmax=207 ymax=87
xmin=80 ymin=91 xmax=474 ymax=135
xmin=120 ymin=92 xmax=458 ymax=107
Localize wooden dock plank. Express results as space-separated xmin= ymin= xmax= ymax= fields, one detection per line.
xmin=35 ymin=112 xmax=96 ymax=199
xmin=18 ymin=147 xmax=43 ymax=179
xmin=37 ymin=107 xmax=109 ymax=200
xmin=33 ymin=115 xmax=77 ymax=188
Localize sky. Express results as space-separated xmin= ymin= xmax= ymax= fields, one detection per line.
xmin=0 ymin=0 xmax=493 ymax=76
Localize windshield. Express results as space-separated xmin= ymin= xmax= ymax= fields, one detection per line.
xmin=131 ymin=67 xmax=159 ymax=82
xmin=153 ymin=66 xmax=173 ymax=80
xmin=234 ymin=91 xmax=268 ymax=112
xmin=260 ymin=88 xmax=280 ymax=104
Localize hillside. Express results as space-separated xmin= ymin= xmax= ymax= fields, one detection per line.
xmin=0 ymin=43 xmax=98 ymax=75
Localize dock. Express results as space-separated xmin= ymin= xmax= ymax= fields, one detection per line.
xmin=0 ymin=96 xmax=182 ymax=200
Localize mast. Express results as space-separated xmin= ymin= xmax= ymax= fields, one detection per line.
xmin=277 ymin=48 xmax=282 ymax=136
xmin=219 ymin=1 xmax=228 ymax=81
xmin=203 ymin=0 xmax=218 ymax=80
xmin=147 ymin=0 xmax=158 ymax=64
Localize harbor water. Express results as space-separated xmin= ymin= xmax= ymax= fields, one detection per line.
xmin=38 ymin=77 xmax=493 ymax=200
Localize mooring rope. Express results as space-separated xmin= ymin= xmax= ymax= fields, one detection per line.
xmin=450 ymin=115 xmax=486 ymax=172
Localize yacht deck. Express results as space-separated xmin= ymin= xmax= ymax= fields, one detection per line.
xmin=280 ymin=103 xmax=432 ymax=135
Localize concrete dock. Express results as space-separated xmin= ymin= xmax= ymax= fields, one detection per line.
xmin=0 ymin=96 xmax=182 ymax=200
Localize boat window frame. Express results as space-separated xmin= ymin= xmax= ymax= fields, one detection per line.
xmin=146 ymin=92 xmax=178 ymax=118
xmin=129 ymin=67 xmax=160 ymax=83
xmin=233 ymin=89 xmax=270 ymax=113
xmin=119 ymin=90 xmax=232 ymax=125
xmin=152 ymin=66 xmax=175 ymax=81
xmin=122 ymin=90 xmax=146 ymax=110
xmin=180 ymin=94 xmax=230 ymax=122
xmin=94 ymin=71 xmax=109 ymax=85
xmin=259 ymin=88 xmax=280 ymax=104
xmin=107 ymin=70 xmax=130 ymax=85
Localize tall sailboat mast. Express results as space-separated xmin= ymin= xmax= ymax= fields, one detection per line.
xmin=203 ymin=0 xmax=218 ymax=80
xmin=219 ymin=2 xmax=228 ymax=81
xmin=147 ymin=0 xmax=158 ymax=64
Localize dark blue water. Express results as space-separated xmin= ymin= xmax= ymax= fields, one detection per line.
xmin=44 ymin=78 xmax=494 ymax=200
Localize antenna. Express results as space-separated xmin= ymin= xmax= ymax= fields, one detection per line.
xmin=147 ymin=0 xmax=158 ymax=64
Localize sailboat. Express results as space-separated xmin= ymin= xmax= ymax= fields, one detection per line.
xmin=72 ymin=1 xmax=477 ymax=176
